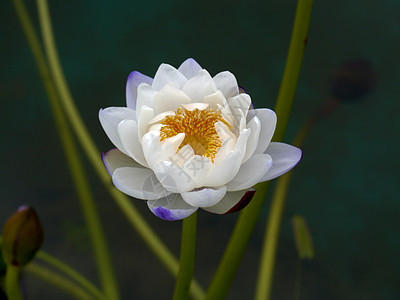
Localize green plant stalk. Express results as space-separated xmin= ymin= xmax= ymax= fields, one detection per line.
xmin=255 ymin=1 xmax=313 ymax=299
xmin=14 ymin=0 xmax=119 ymax=299
xmin=205 ymin=1 xmax=313 ymax=299
xmin=36 ymin=251 xmax=106 ymax=300
xmin=172 ymin=212 xmax=198 ymax=300
xmin=204 ymin=182 xmax=270 ymax=300
xmin=25 ymin=263 xmax=94 ymax=300
xmin=255 ymin=171 xmax=292 ymax=300
xmin=4 ymin=265 xmax=22 ymax=300
xmin=13 ymin=0 xmax=204 ymax=299
xmin=272 ymin=0 xmax=313 ymax=142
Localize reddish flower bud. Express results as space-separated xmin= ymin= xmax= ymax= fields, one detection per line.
xmin=1 ymin=206 xmax=44 ymax=267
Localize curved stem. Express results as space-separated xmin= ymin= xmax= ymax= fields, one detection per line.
xmin=254 ymin=1 xmax=313 ymax=299
xmin=25 ymin=263 xmax=94 ymax=300
xmin=36 ymin=251 xmax=107 ymax=300
xmin=12 ymin=0 xmax=204 ymax=299
xmin=172 ymin=212 xmax=198 ymax=300
xmin=205 ymin=1 xmax=313 ymax=299
xmin=204 ymin=182 xmax=270 ymax=300
xmin=4 ymin=265 xmax=22 ymax=300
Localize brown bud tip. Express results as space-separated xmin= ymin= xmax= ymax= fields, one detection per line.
xmin=1 ymin=206 xmax=44 ymax=267
xmin=329 ymin=58 xmax=376 ymax=102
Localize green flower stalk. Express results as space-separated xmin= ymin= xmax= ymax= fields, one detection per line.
xmin=1 ymin=206 xmax=44 ymax=300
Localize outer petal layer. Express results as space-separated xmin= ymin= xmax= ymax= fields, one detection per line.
xmin=99 ymin=107 xmax=136 ymax=155
xmin=102 ymin=148 xmax=142 ymax=176
xmin=261 ymin=142 xmax=302 ymax=181
xmin=147 ymin=194 xmax=198 ymax=221
xmin=226 ymin=154 xmax=272 ymax=191
xmin=181 ymin=186 xmax=227 ymax=208
xmin=178 ymin=58 xmax=202 ymax=79
xmin=126 ymin=71 xmax=153 ymax=109
xmin=112 ymin=167 xmax=171 ymax=200
xmin=248 ymin=109 xmax=277 ymax=154
xmin=203 ymin=188 xmax=256 ymax=214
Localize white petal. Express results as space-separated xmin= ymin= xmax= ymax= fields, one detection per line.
xmin=160 ymin=133 xmax=185 ymax=160
xmin=117 ymin=120 xmax=149 ymax=167
xmin=227 ymin=93 xmax=252 ymax=122
xmin=214 ymin=121 xmax=236 ymax=164
xmin=137 ymin=105 xmax=154 ymax=141
xmin=178 ymin=58 xmax=202 ymax=79
xmin=126 ymin=71 xmax=153 ymax=109
xmin=261 ymin=142 xmax=302 ymax=181
xmin=153 ymin=160 xmax=197 ymax=193
xmin=99 ymin=107 xmax=136 ymax=155
xmin=203 ymin=90 xmax=227 ymax=109
xmin=202 ymin=188 xmax=256 ymax=214
xmin=181 ymin=103 xmax=209 ymax=111
xmin=152 ymin=63 xmax=188 ymax=91
xmin=182 ymin=69 xmax=217 ymax=102
xmin=148 ymin=111 xmax=175 ymax=124
xmin=213 ymin=71 xmax=239 ymax=99
xmin=226 ymin=154 xmax=272 ymax=191
xmin=242 ymin=115 xmax=261 ymax=163
xmin=248 ymin=109 xmax=277 ymax=154
xmin=102 ymin=148 xmax=142 ymax=176
xmin=181 ymin=155 xmax=212 ymax=187
xmin=136 ymin=83 xmax=157 ymax=118
xmin=153 ymin=84 xmax=191 ymax=115
xmin=147 ymin=193 xmax=198 ymax=221
xmin=181 ymin=186 xmax=227 ymax=208
xmin=202 ymin=129 xmax=250 ymax=187
xmin=141 ymin=131 xmax=163 ymax=170
xmin=112 ymin=167 xmax=172 ymax=200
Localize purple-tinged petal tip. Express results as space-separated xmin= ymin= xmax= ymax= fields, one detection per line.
xmin=153 ymin=206 xmax=177 ymax=221
xmin=101 ymin=150 xmax=113 ymax=177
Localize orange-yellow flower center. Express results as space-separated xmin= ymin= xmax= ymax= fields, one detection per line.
xmin=159 ymin=107 xmax=230 ymax=163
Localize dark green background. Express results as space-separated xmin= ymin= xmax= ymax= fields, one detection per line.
xmin=1 ymin=0 xmax=399 ymax=299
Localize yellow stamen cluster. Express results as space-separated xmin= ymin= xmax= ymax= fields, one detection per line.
xmin=159 ymin=107 xmax=230 ymax=163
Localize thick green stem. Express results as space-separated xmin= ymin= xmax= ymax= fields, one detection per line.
xmin=204 ymin=182 xmax=270 ymax=300
xmin=206 ymin=1 xmax=313 ymax=299
xmin=4 ymin=265 xmax=22 ymax=300
xmin=272 ymin=0 xmax=314 ymax=142
xmin=12 ymin=0 xmax=204 ymax=299
xmin=172 ymin=212 xmax=198 ymax=300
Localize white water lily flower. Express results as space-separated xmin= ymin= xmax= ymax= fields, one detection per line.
xmin=99 ymin=58 xmax=301 ymax=221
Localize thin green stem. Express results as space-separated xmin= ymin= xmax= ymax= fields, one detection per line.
xmin=172 ymin=212 xmax=198 ymax=300
xmin=25 ymin=263 xmax=94 ymax=300
xmin=36 ymin=251 xmax=107 ymax=300
xmin=14 ymin=0 xmax=119 ymax=299
xmin=254 ymin=1 xmax=313 ymax=299
xmin=13 ymin=1 xmax=204 ymax=299
xmin=206 ymin=1 xmax=313 ymax=299
xmin=255 ymin=171 xmax=292 ymax=300
xmin=4 ymin=265 xmax=22 ymax=300
xmin=272 ymin=0 xmax=314 ymax=143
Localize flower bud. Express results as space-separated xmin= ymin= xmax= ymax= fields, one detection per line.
xmin=292 ymin=215 xmax=314 ymax=260
xmin=329 ymin=58 xmax=376 ymax=102
xmin=1 ymin=206 xmax=44 ymax=267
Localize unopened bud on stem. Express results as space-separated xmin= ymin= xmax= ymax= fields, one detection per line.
xmin=1 ymin=205 xmax=44 ymax=267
